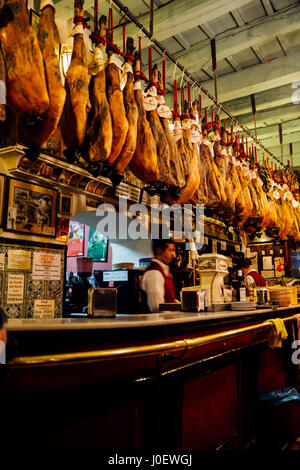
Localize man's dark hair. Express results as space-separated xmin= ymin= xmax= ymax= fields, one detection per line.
xmin=152 ymin=239 xmax=175 ymax=255
xmin=239 ymin=258 xmax=252 ymax=269
xmin=0 ymin=307 xmax=7 ymax=330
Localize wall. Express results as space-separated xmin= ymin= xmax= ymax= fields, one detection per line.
xmin=110 ymin=239 xmax=153 ymax=268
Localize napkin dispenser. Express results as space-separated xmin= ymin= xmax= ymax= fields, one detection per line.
xmin=181 ymin=287 xmax=207 ymax=312
xmin=88 ymin=288 xmax=117 ymax=317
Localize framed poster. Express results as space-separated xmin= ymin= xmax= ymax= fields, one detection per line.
xmin=87 ymin=228 xmax=108 ymax=262
xmin=0 ymin=174 xmax=6 ymax=227
xmin=67 ymin=221 xmax=84 ymax=257
xmin=59 ymin=193 xmax=72 ymax=216
xmin=274 ymin=256 xmax=285 ymax=278
xmin=4 ymin=177 xmax=58 ymax=237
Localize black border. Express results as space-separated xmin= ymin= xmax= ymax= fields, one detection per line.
xmin=3 ymin=176 xmax=59 ymax=238
xmin=0 ymin=173 xmax=7 ymax=228
xmin=59 ymin=193 xmax=72 ymax=216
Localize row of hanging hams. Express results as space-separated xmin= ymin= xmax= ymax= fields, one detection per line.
xmin=1 ymin=0 xmax=300 ymax=241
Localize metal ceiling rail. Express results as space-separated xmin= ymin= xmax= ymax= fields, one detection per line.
xmin=111 ymin=0 xmax=290 ymax=172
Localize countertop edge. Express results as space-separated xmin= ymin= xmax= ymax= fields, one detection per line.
xmin=6 ymin=305 xmax=300 ymax=331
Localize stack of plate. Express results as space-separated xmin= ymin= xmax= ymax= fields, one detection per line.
xmin=231 ymin=301 xmax=257 ymax=311
xmin=268 ymin=287 xmax=291 ymax=307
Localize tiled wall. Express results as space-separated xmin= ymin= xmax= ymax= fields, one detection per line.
xmin=0 ymin=240 xmax=65 ymax=319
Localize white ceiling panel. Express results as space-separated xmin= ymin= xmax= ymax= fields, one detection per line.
xmin=238 ymin=0 xmax=267 ymax=22
xmin=258 ymin=37 xmax=285 ymax=60
xmin=272 ymin=0 xmax=300 ymax=11
xmin=230 ymin=48 xmax=261 ymax=69
xmin=179 ymin=27 xmax=208 ymax=46
xmin=205 ymin=13 xmax=237 ymax=36
xmin=160 ymin=37 xmax=185 ymax=55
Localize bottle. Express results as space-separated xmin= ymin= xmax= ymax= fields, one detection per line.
xmin=246 ymin=287 xmax=254 ymax=302
xmin=236 ymin=270 xmax=246 ymax=302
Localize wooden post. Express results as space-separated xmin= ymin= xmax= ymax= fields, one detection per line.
xmin=279 ymin=123 xmax=283 ymax=163
xmin=289 ymin=143 xmax=294 ymax=170
xmin=211 ymin=39 xmax=218 ymax=101
xmin=250 ymin=94 xmax=257 ymax=138
xmin=150 ymin=0 xmax=154 ymax=37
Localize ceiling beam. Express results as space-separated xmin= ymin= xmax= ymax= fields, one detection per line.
xmin=250 ymin=131 xmax=300 ymax=149
xmin=236 ymin=104 xmax=300 ymax=130
xmin=161 ymin=4 xmax=300 ymax=85
xmin=113 ymin=0 xmax=253 ymax=44
xmin=200 ymin=46 xmax=300 ymax=104
xmin=217 ymin=84 xmax=299 ymax=118
xmin=266 ymin=143 xmax=300 ymax=156
xmin=257 ymin=120 xmax=300 ymax=140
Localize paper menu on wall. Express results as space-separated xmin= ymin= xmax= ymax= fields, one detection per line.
xmin=33 ymin=300 xmax=55 ymax=318
xmin=0 ymin=253 xmax=4 ymax=270
xmin=7 ymin=274 xmax=24 ymax=304
xmin=262 ymin=256 xmax=273 ymax=271
xmin=32 ymin=253 xmax=61 ymax=280
xmin=7 ymin=250 xmax=31 ymax=270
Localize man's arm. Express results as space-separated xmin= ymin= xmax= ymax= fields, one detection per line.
xmin=142 ymin=270 xmax=165 ymax=312
xmin=243 ymin=275 xmax=256 ymax=289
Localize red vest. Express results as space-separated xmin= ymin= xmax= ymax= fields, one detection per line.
xmin=141 ymin=261 xmax=176 ymax=313
xmin=246 ymin=271 xmax=266 ymax=287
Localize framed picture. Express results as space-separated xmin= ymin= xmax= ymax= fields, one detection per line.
xmin=67 ymin=221 xmax=85 ymax=257
xmin=4 ymin=177 xmax=58 ymax=237
xmin=29 ymin=9 xmax=40 ymax=35
xmin=87 ymin=228 xmax=108 ymax=262
xmin=0 ymin=174 xmax=6 ymax=227
xmin=59 ymin=193 xmax=72 ymax=216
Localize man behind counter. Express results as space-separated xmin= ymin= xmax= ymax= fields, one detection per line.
xmin=141 ymin=239 xmax=178 ymax=313
xmin=240 ymin=257 xmax=266 ymax=288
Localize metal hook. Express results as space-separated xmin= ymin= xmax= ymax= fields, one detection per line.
xmin=180 ymin=68 xmax=185 ymax=89
xmin=147 ymin=34 xmax=155 ymax=46
xmin=137 ymin=26 xmax=144 ymax=37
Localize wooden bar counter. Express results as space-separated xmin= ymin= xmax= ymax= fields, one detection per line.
xmin=1 ymin=306 xmax=300 ymax=450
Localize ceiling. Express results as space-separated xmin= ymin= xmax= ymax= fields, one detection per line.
xmin=46 ymin=0 xmax=300 ymax=171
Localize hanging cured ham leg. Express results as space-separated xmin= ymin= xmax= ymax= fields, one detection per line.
xmin=189 ymin=100 xmax=207 ymax=205
xmin=157 ymin=71 xmax=185 ymax=201
xmin=19 ymin=0 xmax=66 ymax=159
xmin=0 ymin=0 xmax=49 ymax=129
xmin=146 ymin=65 xmax=176 ymax=194
xmin=175 ymin=102 xmax=200 ymax=204
xmin=0 ymin=47 xmax=6 ymax=122
xmin=60 ymin=0 xmax=91 ymax=164
xmin=83 ymin=15 xmax=112 ymax=174
xmin=129 ymin=52 xmax=159 ymax=185
xmin=105 ymin=31 xmax=128 ymax=167
xmin=113 ymin=37 xmax=138 ymax=180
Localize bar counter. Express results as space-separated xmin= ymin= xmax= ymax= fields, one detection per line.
xmin=6 ymin=304 xmax=300 ymax=330
xmin=2 ymin=305 xmax=300 ymax=451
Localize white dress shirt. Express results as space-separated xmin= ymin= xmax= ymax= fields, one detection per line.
xmin=141 ymin=258 xmax=171 ymax=313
